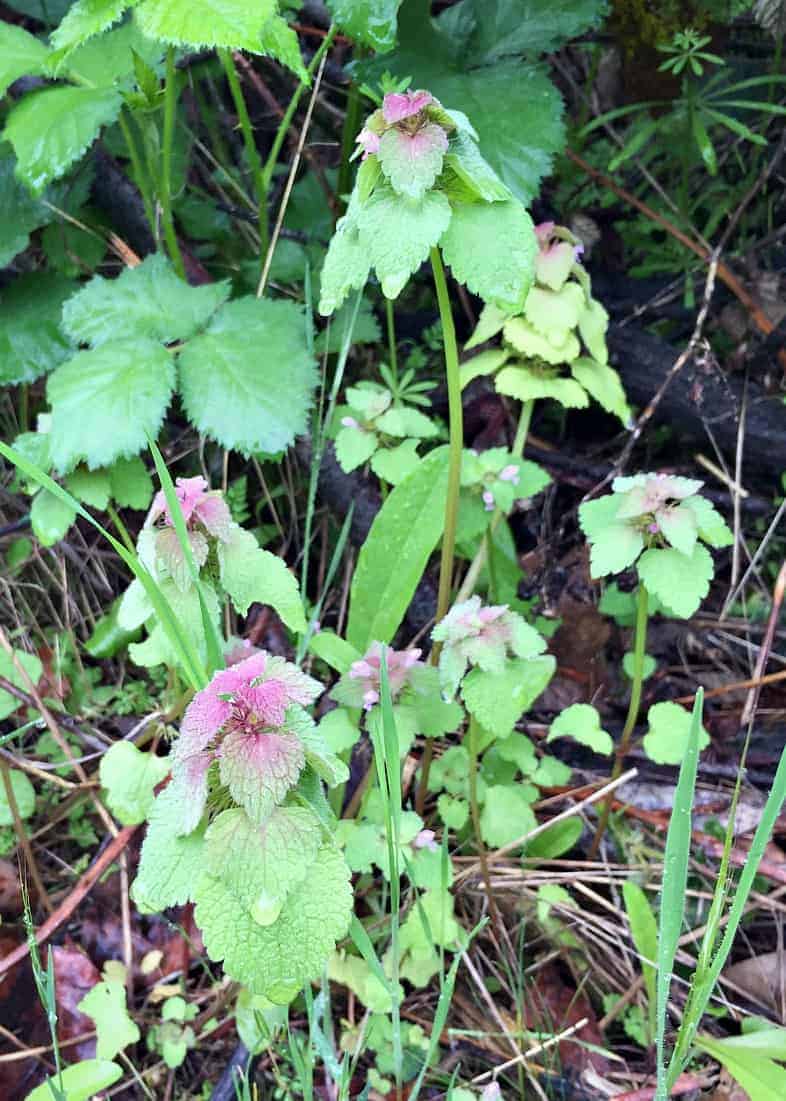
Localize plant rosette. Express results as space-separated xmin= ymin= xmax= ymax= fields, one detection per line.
xmin=319 ymin=88 xmax=537 ymax=314
xmin=457 ymin=447 xmax=551 ymax=542
xmin=132 ymin=649 xmax=352 ymax=1003
xmin=578 ymin=472 xmax=733 ymax=618
xmin=117 ymin=475 xmax=306 ymax=669
xmin=333 ymin=381 xmax=440 ymax=481
xmin=460 ymin=222 xmax=630 ymax=424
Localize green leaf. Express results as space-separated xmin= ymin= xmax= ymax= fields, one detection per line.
xmin=204 ymin=805 xmax=322 ymax=926
xmin=56 ymin=19 xmax=162 ymax=85
xmin=356 ymin=186 xmax=452 ymax=299
xmin=3 ymin=85 xmax=122 ymax=192
xmin=496 ymin=364 xmax=587 ymax=406
xmin=623 ymin=651 xmax=656 ymax=680
xmin=461 ymin=655 xmax=555 ymax=737
xmin=358 ymin=2 xmax=565 ymax=203
xmin=695 ymin=1034 xmax=786 ymax=1101
xmin=65 ymin=467 xmax=112 ymax=509
xmin=308 ymin=631 xmax=361 ymax=674
xmin=586 ymin=523 xmax=644 ymax=578
xmin=132 ymin=783 xmax=208 ymax=913
xmin=178 ymin=296 xmax=317 ymax=456
xmin=30 ymin=489 xmax=76 ymax=546
xmin=317 ymin=708 xmax=360 ymax=753
xmin=25 ymin=1060 xmax=122 ymax=1101
xmin=51 ymin=0 xmax=138 ymax=54
xmin=622 ymin=880 xmax=657 ymax=1037
xmin=636 ymin=544 xmax=714 ymax=619
xmin=326 ymin=0 xmax=402 ymax=51
xmin=99 ymin=740 xmax=169 ymax=825
xmin=643 ymin=700 xmax=710 ymax=766
xmin=480 ymin=783 xmax=536 ymax=847
xmin=335 ymin=426 xmax=378 ymax=472
xmin=547 ymin=703 xmax=613 ymax=755
xmin=0 ymin=22 xmax=50 ymax=98
xmin=683 ymin=494 xmax=733 ymax=548
xmin=532 ymin=754 xmax=571 ymax=786
xmin=218 ymin=524 xmax=306 ymax=632
xmin=0 ymin=152 xmax=51 ymax=266
xmin=109 ymin=455 xmax=154 ymax=509
xmin=62 ymin=254 xmax=230 ymax=347
xmin=194 ymin=843 xmax=353 ymax=1002
xmin=440 ymin=199 xmax=536 ymax=311
xmin=258 ymin=15 xmax=307 ymax=80
xmin=370 ymin=439 xmax=421 ymax=485
xmin=78 ymin=974 xmax=141 ymax=1059
xmin=455 ymin=0 xmax=607 ymax=62
xmin=501 ymin=317 xmax=581 ymax=366
xmin=0 ymin=769 xmax=36 ymax=825
xmin=525 ymin=816 xmax=583 ymax=860
xmin=318 ymin=214 xmax=370 ymax=316
xmin=378 ymin=123 xmax=448 ymax=202
xmin=47 ymin=339 xmax=176 ymax=472
xmin=135 ymin=0 xmax=276 ymax=50
xmin=347 ymin=447 xmax=449 ymax=651
xmin=84 ymin=598 xmax=142 ymax=658
xmin=570 ymin=358 xmax=630 ymax=423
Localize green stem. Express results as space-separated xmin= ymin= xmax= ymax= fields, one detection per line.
xmin=416 ymin=248 xmax=462 ymax=818
xmin=160 ymin=46 xmax=185 ymax=279
xmin=455 ymin=398 xmax=535 ymax=604
xmin=118 ymin=109 xmax=156 ymax=233
xmin=19 ymin=384 xmax=29 ymax=434
xmin=336 ymin=79 xmax=362 ymax=214
xmin=468 ymin=717 xmax=500 ymax=933
xmin=260 ymin=25 xmax=338 ymax=200
xmin=589 ymin=582 xmax=649 ymax=857
xmin=429 ymin=247 xmax=463 ymax=630
xmin=219 ymin=48 xmax=266 ymax=230
xmin=385 ymin=297 xmax=398 ymax=387
xmin=106 ymin=505 xmax=136 ymax=556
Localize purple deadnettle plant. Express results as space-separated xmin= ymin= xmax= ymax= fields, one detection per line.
xmin=133 ymin=648 xmax=352 ymax=1003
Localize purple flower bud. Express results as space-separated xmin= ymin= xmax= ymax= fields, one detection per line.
xmin=382 ymin=90 xmax=433 ymax=124
xmin=341 ymin=416 xmax=359 ymax=429
xmin=355 ymin=127 xmax=380 ymax=159
xmin=482 ymin=490 xmax=495 ymax=511
xmin=499 ymin=464 xmax=520 ymax=484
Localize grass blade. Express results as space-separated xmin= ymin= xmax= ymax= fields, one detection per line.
xmin=655 ymin=689 xmax=703 ymax=1100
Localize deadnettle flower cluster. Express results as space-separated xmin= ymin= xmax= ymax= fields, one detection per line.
xmin=432 ymin=595 xmax=547 ymax=698
xmin=145 ymin=475 xmax=233 ymax=590
xmin=319 ymin=85 xmax=536 ymax=314
xmin=461 ymin=221 xmax=630 ymax=426
xmin=579 ymin=471 xmax=733 ymax=618
xmin=334 ymin=382 xmax=438 ymax=475
xmin=461 ymin=448 xmax=534 ymax=515
xmin=169 ymin=651 xmax=326 ymax=834
xmin=332 ymin=641 xmax=425 ymax=710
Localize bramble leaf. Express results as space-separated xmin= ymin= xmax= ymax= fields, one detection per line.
xmin=0 ymin=22 xmax=50 ymax=98
xmin=325 ymin=0 xmax=402 ymax=52
xmin=637 ymin=544 xmax=714 ymax=619
xmin=3 ymin=85 xmax=122 ymax=192
xmin=51 ymin=0 xmax=137 ymax=54
xmin=99 ymin=740 xmax=169 ymax=826
xmin=65 ymin=467 xmax=111 ymax=510
xmin=0 ymin=154 xmax=51 ymax=266
xmin=218 ymin=524 xmax=306 ymax=632
xmin=440 ymin=198 xmax=536 ymax=311
xmin=47 ymin=339 xmax=176 ymax=471
xmin=178 ymin=297 xmax=317 ymax=456
xmin=109 ymin=456 xmax=154 ymax=510
xmin=62 ymin=255 xmax=230 ymax=347
xmin=135 ymin=0 xmax=277 ymax=51
xmin=548 ymin=703 xmax=613 ymax=755
xmin=194 ymin=843 xmax=352 ymax=1001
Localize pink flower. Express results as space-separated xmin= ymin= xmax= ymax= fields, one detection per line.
xmin=382 ymin=90 xmax=433 ymax=124
xmin=613 ymin=473 xmax=704 ymax=556
xmin=432 ymin=596 xmax=546 ymax=697
xmin=535 ymin=221 xmax=555 ymax=246
xmin=170 ymin=651 xmax=322 ymax=832
xmin=413 ymin=829 xmax=438 ymax=852
xmin=147 ymin=476 xmax=233 ymax=589
xmin=332 ymin=642 xmax=423 ymax=710
xmin=341 ymin=415 xmax=360 ymax=429
xmin=482 ymin=489 xmax=495 ymax=511
xmin=498 ymin=464 xmax=520 ymax=484
xmin=355 ymin=127 xmax=381 ymax=159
